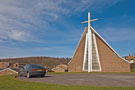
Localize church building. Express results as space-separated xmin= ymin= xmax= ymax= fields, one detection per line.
xmin=68 ymin=12 xmax=130 ymax=72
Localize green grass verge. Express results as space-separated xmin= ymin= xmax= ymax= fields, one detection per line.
xmin=0 ymin=75 xmax=135 ymax=90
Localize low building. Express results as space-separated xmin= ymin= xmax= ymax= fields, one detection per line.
xmin=52 ymin=64 xmax=68 ymax=72
xmin=18 ymin=63 xmax=26 ymax=68
xmin=122 ymin=56 xmax=135 ymax=72
xmin=13 ymin=63 xmax=19 ymax=68
xmin=0 ymin=68 xmax=18 ymax=76
xmin=123 ymin=56 xmax=135 ymax=63
xmin=0 ymin=62 xmax=9 ymax=68
xmin=52 ymin=67 xmax=65 ymax=72
xmin=130 ymin=63 xmax=135 ymax=71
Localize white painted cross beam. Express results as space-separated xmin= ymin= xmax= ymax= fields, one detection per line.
xmin=81 ymin=12 xmax=98 ymax=72
xmin=81 ymin=12 xmax=98 ymax=26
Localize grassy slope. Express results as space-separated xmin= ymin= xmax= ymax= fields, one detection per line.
xmin=0 ymin=75 xmax=135 ymax=90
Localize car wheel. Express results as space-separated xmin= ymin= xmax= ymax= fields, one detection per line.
xmin=27 ymin=72 xmax=31 ymax=78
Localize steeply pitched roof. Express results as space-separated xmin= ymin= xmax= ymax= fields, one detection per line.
xmin=69 ymin=27 xmax=130 ymax=65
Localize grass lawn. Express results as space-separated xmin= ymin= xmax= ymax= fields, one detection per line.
xmin=0 ymin=75 xmax=135 ymax=90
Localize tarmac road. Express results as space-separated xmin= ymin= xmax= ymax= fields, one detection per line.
xmin=17 ymin=73 xmax=135 ymax=86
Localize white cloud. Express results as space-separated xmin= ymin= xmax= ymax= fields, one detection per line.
xmin=8 ymin=30 xmax=31 ymax=41
xmin=0 ymin=0 xmax=69 ymax=42
xmin=0 ymin=0 xmax=121 ymax=42
xmin=0 ymin=0 xmax=125 ymax=58
xmin=66 ymin=0 xmax=121 ymax=12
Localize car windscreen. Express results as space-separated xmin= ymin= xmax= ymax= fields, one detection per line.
xmin=30 ymin=64 xmax=44 ymax=69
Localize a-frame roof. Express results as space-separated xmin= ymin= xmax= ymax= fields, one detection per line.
xmin=68 ymin=27 xmax=130 ymax=64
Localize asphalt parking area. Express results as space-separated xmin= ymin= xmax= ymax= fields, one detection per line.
xmin=17 ymin=73 xmax=135 ymax=86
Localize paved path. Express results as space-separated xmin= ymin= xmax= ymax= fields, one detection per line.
xmin=17 ymin=73 xmax=135 ymax=86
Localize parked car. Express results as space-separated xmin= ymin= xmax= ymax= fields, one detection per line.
xmin=19 ymin=64 xmax=46 ymax=78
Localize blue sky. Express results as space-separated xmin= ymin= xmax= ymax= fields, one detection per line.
xmin=0 ymin=0 xmax=135 ymax=58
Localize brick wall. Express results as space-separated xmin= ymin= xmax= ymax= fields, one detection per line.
xmin=96 ymin=34 xmax=130 ymax=72
xmin=68 ymin=29 xmax=87 ymax=72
